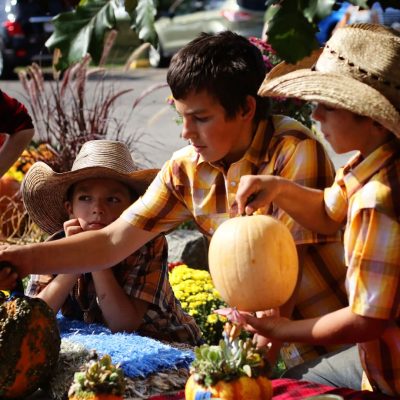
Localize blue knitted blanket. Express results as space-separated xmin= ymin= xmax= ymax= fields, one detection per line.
xmin=58 ymin=315 xmax=194 ymax=378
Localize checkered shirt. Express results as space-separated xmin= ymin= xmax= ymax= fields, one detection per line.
xmin=123 ymin=115 xmax=348 ymax=365
xmin=26 ymin=231 xmax=202 ymax=345
xmin=324 ymin=138 xmax=400 ymax=396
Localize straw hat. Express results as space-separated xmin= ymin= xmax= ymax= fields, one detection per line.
xmin=258 ymin=23 xmax=400 ymax=137
xmin=22 ymin=140 xmax=159 ymax=234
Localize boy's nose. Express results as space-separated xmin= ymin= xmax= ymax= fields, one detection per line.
xmin=92 ymin=202 xmax=105 ymax=214
xmin=181 ymin=119 xmax=197 ymax=141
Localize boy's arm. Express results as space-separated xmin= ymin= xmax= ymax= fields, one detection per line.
xmin=0 ymin=90 xmax=34 ymax=176
xmin=0 ymin=218 xmax=158 ymax=277
xmin=35 ymin=274 xmax=79 ymax=313
xmin=242 ymin=306 xmax=389 ymax=345
xmin=91 ymin=269 xmax=149 ymax=332
xmin=236 ymin=175 xmax=342 ymax=235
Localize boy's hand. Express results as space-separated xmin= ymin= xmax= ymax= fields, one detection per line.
xmin=239 ymin=309 xmax=289 ymax=339
xmin=0 ymin=265 xmax=18 ymax=290
xmin=64 ymin=218 xmax=84 ymax=237
xmin=236 ymin=175 xmax=281 ymax=216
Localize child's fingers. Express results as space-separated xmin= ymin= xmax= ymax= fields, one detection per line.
xmin=236 ymin=175 xmax=260 ymax=215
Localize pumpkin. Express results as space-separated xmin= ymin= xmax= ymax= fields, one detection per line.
xmin=185 ymin=374 xmax=272 ymax=400
xmin=0 ymin=291 xmax=61 ymax=398
xmin=68 ymin=354 xmax=125 ymax=400
xmin=0 ymin=177 xmax=24 ymax=238
xmin=208 ymin=214 xmax=298 ymax=311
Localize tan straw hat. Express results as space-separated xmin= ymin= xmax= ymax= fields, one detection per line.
xmin=258 ymin=23 xmax=400 ymax=137
xmin=22 ymin=140 xmax=159 ymax=234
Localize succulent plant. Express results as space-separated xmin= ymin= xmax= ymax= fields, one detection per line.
xmin=68 ymin=352 xmax=125 ymax=399
xmin=189 ymin=322 xmax=270 ymax=387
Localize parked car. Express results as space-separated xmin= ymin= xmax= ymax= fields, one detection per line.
xmin=0 ymin=0 xmax=71 ymax=78
xmin=149 ymin=0 xmax=266 ymax=68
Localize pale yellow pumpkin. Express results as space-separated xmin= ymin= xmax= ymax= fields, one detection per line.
xmin=208 ymin=215 xmax=298 ymax=311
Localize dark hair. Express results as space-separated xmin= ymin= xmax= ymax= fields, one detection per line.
xmin=167 ymin=31 xmax=270 ymax=122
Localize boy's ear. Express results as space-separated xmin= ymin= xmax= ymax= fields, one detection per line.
xmin=64 ymin=201 xmax=74 ymax=217
xmin=241 ymin=95 xmax=256 ymax=120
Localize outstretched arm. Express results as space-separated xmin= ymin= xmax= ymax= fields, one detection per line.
xmin=0 ymin=218 xmax=158 ymax=278
xmin=236 ymin=175 xmax=342 ymax=235
xmin=241 ymin=306 xmax=389 ymax=346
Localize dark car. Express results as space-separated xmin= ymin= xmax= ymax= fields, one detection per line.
xmin=0 ymin=0 xmax=71 ymax=78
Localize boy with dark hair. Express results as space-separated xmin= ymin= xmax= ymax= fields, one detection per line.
xmin=1 ymin=31 xmax=346 ymax=368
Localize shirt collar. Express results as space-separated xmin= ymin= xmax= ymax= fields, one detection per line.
xmin=339 ymin=138 xmax=400 ymax=197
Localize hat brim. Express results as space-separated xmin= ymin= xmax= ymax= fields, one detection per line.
xmin=259 ymin=69 xmax=400 ymax=138
xmin=22 ymin=162 xmax=159 ymax=234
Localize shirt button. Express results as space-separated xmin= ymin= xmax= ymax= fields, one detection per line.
xmin=230 ymin=181 xmax=237 ymax=187
xmin=209 ymin=228 xmax=214 ymax=234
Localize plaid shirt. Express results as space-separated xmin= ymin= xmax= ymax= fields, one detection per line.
xmin=324 ymin=138 xmax=400 ymax=397
xmin=123 ymin=115 xmax=348 ymax=365
xmin=26 ymin=231 xmax=202 ymax=345
xmin=0 ymin=90 xmax=33 ymax=134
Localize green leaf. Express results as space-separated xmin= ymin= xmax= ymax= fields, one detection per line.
xmin=46 ymin=0 xmax=120 ymax=70
xmin=135 ymin=0 xmax=158 ymax=45
xmin=304 ymin=0 xmax=336 ymax=20
xmin=267 ymin=7 xmax=319 ymax=64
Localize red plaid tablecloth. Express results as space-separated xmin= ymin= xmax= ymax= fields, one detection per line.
xmin=149 ymin=378 xmax=397 ymax=399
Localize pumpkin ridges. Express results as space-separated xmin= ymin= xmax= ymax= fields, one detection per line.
xmin=208 ymin=215 xmax=298 ymax=311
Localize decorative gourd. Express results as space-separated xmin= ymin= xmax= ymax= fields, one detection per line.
xmin=0 ymin=291 xmax=61 ymax=398
xmin=185 ymin=322 xmax=273 ymax=400
xmin=208 ymin=215 xmax=298 ymax=311
xmin=68 ymin=353 xmax=125 ymax=400
xmin=185 ymin=374 xmax=272 ymax=400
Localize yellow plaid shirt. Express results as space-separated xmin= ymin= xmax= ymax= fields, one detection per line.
xmin=123 ymin=115 xmax=348 ymax=365
xmin=324 ymin=138 xmax=400 ymax=397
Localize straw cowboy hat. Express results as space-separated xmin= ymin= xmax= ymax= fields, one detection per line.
xmin=258 ymin=23 xmax=400 ymax=137
xmin=22 ymin=140 xmax=159 ymax=235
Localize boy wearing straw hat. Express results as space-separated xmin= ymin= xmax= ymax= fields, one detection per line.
xmin=235 ymin=24 xmax=400 ymax=396
xmin=0 ymin=90 xmax=34 ymax=289
xmin=0 ymin=32 xmax=347 ymax=367
xmin=23 ymin=140 xmax=202 ymax=345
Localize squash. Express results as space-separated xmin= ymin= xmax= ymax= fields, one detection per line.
xmin=185 ymin=374 xmax=272 ymax=400
xmin=185 ymin=322 xmax=272 ymax=400
xmin=0 ymin=292 xmax=61 ymax=398
xmin=208 ymin=215 xmax=298 ymax=311
xmin=68 ymin=354 xmax=125 ymax=400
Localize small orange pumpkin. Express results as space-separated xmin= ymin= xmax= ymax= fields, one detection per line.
xmin=208 ymin=215 xmax=298 ymax=311
xmin=185 ymin=374 xmax=273 ymax=400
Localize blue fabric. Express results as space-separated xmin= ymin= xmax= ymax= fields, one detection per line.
xmin=58 ymin=315 xmax=194 ymax=378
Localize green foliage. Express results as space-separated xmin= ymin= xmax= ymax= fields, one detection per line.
xmin=47 ymin=0 xmax=157 ymax=71
xmin=190 ymin=330 xmax=269 ymax=387
xmin=47 ymin=0 xmax=400 ymax=70
xmin=264 ymin=0 xmax=399 ymax=64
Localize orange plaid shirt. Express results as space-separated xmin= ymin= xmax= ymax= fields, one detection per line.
xmin=324 ymin=138 xmax=400 ymax=397
xmin=123 ymin=115 xmax=348 ymax=365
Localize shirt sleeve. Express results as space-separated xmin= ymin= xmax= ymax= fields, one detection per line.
xmin=25 ymin=274 xmax=56 ymax=296
xmin=347 ymin=208 xmax=400 ymax=320
xmin=0 ymin=90 xmax=33 ymax=134
xmin=121 ymin=161 xmax=193 ymax=233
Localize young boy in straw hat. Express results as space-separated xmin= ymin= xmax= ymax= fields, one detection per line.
xmin=23 ymin=140 xmax=202 ymax=345
xmin=235 ymin=24 xmax=400 ymax=396
xmin=0 ymin=31 xmax=347 ymax=368
xmin=0 ymin=90 xmax=34 ymax=289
